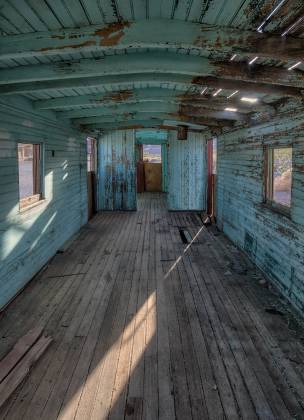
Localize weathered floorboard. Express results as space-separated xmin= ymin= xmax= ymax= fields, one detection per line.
xmin=0 ymin=193 xmax=304 ymax=420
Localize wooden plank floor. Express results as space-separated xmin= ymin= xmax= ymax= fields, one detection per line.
xmin=1 ymin=192 xmax=304 ymax=420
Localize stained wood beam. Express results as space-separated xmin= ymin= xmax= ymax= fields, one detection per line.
xmin=34 ymin=87 xmax=274 ymax=114
xmin=83 ymin=121 xmax=210 ymax=133
xmin=0 ymin=53 xmax=302 ymax=88
xmin=73 ymin=112 xmax=234 ymax=128
xmin=60 ymin=102 xmax=246 ymax=122
xmin=0 ymin=19 xmax=303 ymax=62
xmin=0 ymin=73 xmax=301 ymax=98
xmin=82 ymin=120 xmax=209 ymax=133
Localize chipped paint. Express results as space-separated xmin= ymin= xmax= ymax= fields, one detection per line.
xmin=101 ymin=90 xmax=134 ymax=102
xmin=40 ymin=40 xmax=96 ymax=53
xmin=98 ymin=130 xmax=136 ymax=210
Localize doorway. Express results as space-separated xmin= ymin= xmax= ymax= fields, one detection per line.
xmin=137 ymin=143 xmax=168 ymax=194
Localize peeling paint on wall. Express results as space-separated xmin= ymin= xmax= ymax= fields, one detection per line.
xmin=98 ymin=130 xmax=136 ymax=210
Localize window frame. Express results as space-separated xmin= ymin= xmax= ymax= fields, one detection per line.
xmin=17 ymin=141 xmax=44 ymax=211
xmin=263 ymin=144 xmax=293 ymax=216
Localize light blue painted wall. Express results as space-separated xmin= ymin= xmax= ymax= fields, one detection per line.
xmin=217 ymin=109 xmax=304 ymax=315
xmin=0 ymin=96 xmax=88 ymax=310
xmin=98 ymin=130 xmax=136 ymax=210
xmin=167 ymin=131 xmax=206 ymax=210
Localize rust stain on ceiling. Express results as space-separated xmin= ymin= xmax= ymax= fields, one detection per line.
xmin=101 ymin=90 xmax=134 ymax=102
xmin=95 ymin=21 xmax=130 ymax=46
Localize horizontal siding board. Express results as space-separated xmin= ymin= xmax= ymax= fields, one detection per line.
xmin=0 ymin=96 xmax=88 ymax=310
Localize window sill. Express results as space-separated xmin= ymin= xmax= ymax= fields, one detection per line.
xmin=260 ymin=201 xmax=291 ymax=219
xmin=19 ymin=198 xmax=47 ymax=213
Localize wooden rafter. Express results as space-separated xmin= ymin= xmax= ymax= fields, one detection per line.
xmin=60 ymin=102 xmax=247 ymax=122
xmin=73 ymin=112 xmax=235 ymax=128
xmin=0 ymin=73 xmax=301 ymax=98
xmin=0 ymin=53 xmax=302 ymax=88
xmin=33 ymin=87 xmax=274 ymax=114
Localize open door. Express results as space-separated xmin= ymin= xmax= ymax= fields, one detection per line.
xmin=207 ymin=137 xmax=217 ymax=218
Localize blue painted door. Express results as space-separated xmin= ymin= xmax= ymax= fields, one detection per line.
xmin=98 ymin=130 xmax=136 ymax=210
xmin=168 ymin=131 xmax=206 ymax=210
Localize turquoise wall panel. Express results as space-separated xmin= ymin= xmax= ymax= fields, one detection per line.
xmin=216 ymin=109 xmax=304 ymax=315
xmin=0 ymin=96 xmax=88 ymax=310
xmin=167 ymin=131 xmax=206 ymax=210
xmin=98 ymin=130 xmax=136 ymax=210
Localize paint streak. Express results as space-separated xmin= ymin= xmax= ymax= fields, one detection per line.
xmin=95 ymin=22 xmax=130 ymax=46
xmin=40 ymin=40 xmax=96 ymax=52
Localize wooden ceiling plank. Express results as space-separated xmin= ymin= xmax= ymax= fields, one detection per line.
xmin=1 ymin=19 xmax=304 ymax=62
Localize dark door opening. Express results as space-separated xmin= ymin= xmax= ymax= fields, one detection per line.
xmin=87 ymin=137 xmax=97 ymax=219
xmin=207 ymin=138 xmax=217 ymax=218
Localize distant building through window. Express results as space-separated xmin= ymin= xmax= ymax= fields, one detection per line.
xmin=18 ymin=143 xmax=42 ymax=209
xmin=265 ymin=146 xmax=292 ymax=210
xmin=143 ymin=144 xmax=162 ymax=163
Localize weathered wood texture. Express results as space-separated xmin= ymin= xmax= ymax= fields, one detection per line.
xmin=0 ymin=96 xmax=88 ymax=310
xmin=168 ymin=131 xmax=206 ymax=210
xmin=0 ymin=193 xmax=304 ymax=419
xmin=98 ymin=130 xmax=136 ymax=210
xmin=217 ymin=108 xmax=304 ymax=315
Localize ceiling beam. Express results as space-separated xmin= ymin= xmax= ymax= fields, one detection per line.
xmin=73 ymin=112 xmax=234 ymax=128
xmin=82 ymin=119 xmax=165 ymax=132
xmin=192 ymin=76 xmax=303 ymax=98
xmin=0 ymin=73 xmax=301 ymax=98
xmin=83 ymin=120 xmax=210 ymax=134
xmin=0 ymin=53 xmax=302 ymax=88
xmin=59 ymin=102 xmax=247 ymax=122
xmin=1 ymin=19 xmax=303 ymax=62
xmin=33 ymin=87 xmax=274 ymax=114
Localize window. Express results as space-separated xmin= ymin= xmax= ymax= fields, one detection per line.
xmin=18 ymin=143 xmax=42 ymax=209
xmin=87 ymin=137 xmax=96 ymax=172
xmin=143 ymin=144 xmax=162 ymax=163
xmin=265 ymin=146 xmax=292 ymax=210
